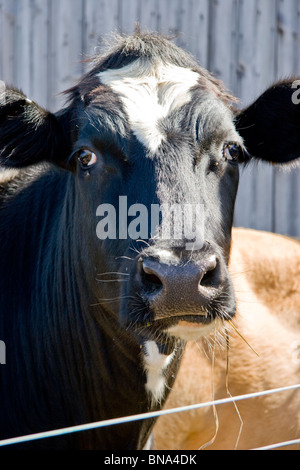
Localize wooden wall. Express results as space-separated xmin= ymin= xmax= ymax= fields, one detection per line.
xmin=0 ymin=0 xmax=300 ymax=237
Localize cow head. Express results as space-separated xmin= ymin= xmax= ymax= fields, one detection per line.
xmin=0 ymin=33 xmax=300 ymax=347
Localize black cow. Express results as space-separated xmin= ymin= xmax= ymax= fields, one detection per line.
xmin=0 ymin=32 xmax=299 ymax=450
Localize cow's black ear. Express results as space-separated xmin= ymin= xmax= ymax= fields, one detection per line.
xmin=235 ymin=79 xmax=300 ymax=165
xmin=0 ymin=86 xmax=72 ymax=169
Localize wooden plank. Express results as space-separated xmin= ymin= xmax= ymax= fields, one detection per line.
xmin=206 ymin=0 xmax=237 ymax=89
xmin=12 ymin=0 xmax=31 ymax=96
xmin=0 ymin=1 xmax=16 ymax=90
xmin=232 ymin=0 xmax=260 ymax=231
xmin=137 ymin=0 xmax=161 ymax=32
xmin=118 ymin=0 xmax=140 ymax=34
xmin=234 ymin=0 xmax=278 ymax=102
xmin=155 ymin=0 xmax=185 ymax=38
xmin=48 ymin=0 xmax=84 ymax=112
xmin=177 ymin=0 xmax=210 ymax=68
xmin=30 ymin=0 xmax=50 ymax=108
xmin=233 ymin=0 xmax=278 ymax=233
xmin=143 ymin=0 xmax=209 ymax=70
xmin=82 ymin=0 xmax=120 ymax=66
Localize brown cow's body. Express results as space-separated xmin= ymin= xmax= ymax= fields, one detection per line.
xmin=154 ymin=228 xmax=300 ymax=450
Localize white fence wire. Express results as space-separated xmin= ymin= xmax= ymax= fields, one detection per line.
xmin=0 ymin=383 xmax=299 ymax=449
xmin=253 ymin=438 xmax=300 ymax=451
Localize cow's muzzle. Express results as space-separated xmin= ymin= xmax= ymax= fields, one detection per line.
xmin=138 ymin=254 xmax=220 ymax=318
xmin=119 ymin=244 xmax=236 ymax=341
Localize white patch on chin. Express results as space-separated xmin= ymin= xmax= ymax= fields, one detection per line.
xmin=98 ymin=60 xmax=199 ymax=152
xmin=167 ymin=321 xmax=216 ymax=342
xmin=142 ymin=340 xmax=174 ymax=403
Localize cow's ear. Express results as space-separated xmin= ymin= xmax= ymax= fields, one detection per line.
xmin=0 ymin=86 xmax=72 ymax=169
xmin=235 ymin=79 xmax=300 ymax=165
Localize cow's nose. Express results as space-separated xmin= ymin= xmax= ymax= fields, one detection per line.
xmin=137 ymin=254 xmax=221 ymax=318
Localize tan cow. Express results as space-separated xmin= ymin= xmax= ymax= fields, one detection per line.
xmin=153 ymin=228 xmax=300 ymax=450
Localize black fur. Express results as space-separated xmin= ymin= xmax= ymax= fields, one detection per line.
xmin=235 ymin=79 xmax=300 ymax=164
xmin=0 ymin=88 xmax=73 ymax=168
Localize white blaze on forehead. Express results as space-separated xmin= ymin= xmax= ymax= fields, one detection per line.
xmin=98 ymin=60 xmax=199 ymax=152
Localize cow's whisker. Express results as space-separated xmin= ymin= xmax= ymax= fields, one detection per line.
xmin=227 ymin=319 xmax=259 ymax=358
xmin=96 ymin=271 xmax=130 ymax=283
xmin=215 ymin=307 xmax=260 ymax=358
xmin=90 ymin=295 xmax=136 ymax=306
xmin=97 ymin=272 xmax=130 ymax=276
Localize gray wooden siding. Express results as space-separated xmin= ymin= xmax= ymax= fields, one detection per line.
xmin=0 ymin=0 xmax=300 ymax=237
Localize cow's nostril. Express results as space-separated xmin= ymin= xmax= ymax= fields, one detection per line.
xmin=141 ymin=265 xmax=163 ymax=294
xmin=199 ymin=257 xmax=220 ymax=289
xmin=201 ymin=268 xmax=216 ymax=287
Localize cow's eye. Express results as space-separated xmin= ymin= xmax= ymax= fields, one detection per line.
xmin=77 ymin=149 xmax=97 ymax=168
xmin=223 ymin=143 xmax=241 ymax=161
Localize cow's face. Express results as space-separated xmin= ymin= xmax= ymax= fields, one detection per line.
xmin=1 ymin=34 xmax=300 ymax=345
xmin=69 ymin=58 xmax=243 ymax=342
